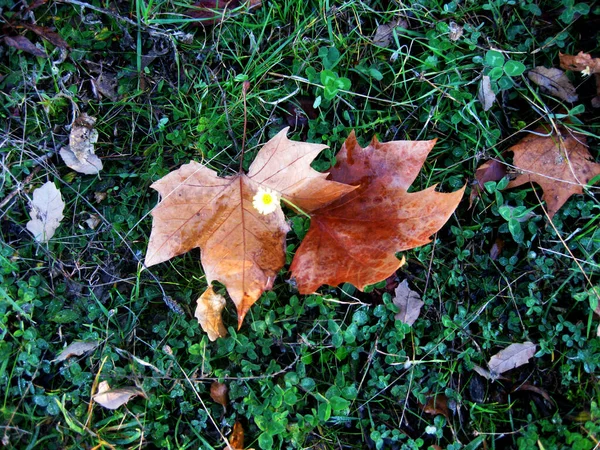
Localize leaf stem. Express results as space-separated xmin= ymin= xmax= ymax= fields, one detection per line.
xmin=281 ymin=197 xmax=311 ymax=219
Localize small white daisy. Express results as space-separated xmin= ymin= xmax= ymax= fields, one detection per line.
xmin=252 ymin=187 xmax=279 ymax=215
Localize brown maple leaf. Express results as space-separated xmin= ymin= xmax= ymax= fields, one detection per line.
xmin=290 ymin=132 xmax=465 ymax=294
xmin=507 ymin=126 xmax=600 ymax=218
xmin=145 ymin=128 xmax=354 ymax=327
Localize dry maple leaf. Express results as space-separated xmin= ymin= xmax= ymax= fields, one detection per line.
xmin=507 ymin=126 xmax=600 ymax=218
xmin=290 ymin=131 xmax=465 ymax=293
xmin=145 ymin=128 xmax=354 ymax=327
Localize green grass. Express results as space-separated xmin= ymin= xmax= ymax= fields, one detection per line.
xmin=1 ymin=0 xmax=600 ymax=448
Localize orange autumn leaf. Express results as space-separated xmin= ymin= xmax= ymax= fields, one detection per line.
xmin=290 ymin=132 xmax=465 ymax=293
xmin=145 ymin=128 xmax=354 ymax=327
xmin=225 ymin=421 xmax=245 ymax=450
xmin=559 ymin=51 xmax=600 ymax=74
xmin=507 ymin=126 xmax=600 ymax=218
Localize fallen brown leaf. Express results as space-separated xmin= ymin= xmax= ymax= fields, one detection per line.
xmin=478 ymin=75 xmax=496 ymax=111
xmin=508 ymin=126 xmax=600 ymax=218
xmin=93 ymin=386 xmax=146 ymax=410
xmin=225 ymin=421 xmax=244 ymax=450
xmin=422 ymin=394 xmax=450 ymax=418
xmin=26 ymin=181 xmax=65 ymax=243
xmin=488 ymin=342 xmax=536 ymax=376
xmin=54 ymin=341 xmax=99 ymax=362
xmin=195 ymin=286 xmax=228 ymax=341
xmin=393 ymin=280 xmax=424 ymax=326
xmin=59 ymin=113 xmax=103 ymax=174
xmin=290 ymin=132 xmax=465 ymax=293
xmin=559 ymin=51 xmax=600 ymax=74
xmin=20 ymin=23 xmax=69 ymax=49
xmin=3 ymin=35 xmax=47 ymax=57
xmin=470 ymin=159 xmax=507 ymax=206
xmin=210 ymin=381 xmax=229 ymax=407
xmin=527 ymin=67 xmax=578 ymax=102
xmin=372 ymin=18 xmax=408 ymax=48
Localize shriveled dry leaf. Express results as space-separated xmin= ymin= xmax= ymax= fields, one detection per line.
xmin=85 ymin=214 xmax=101 ymax=229
xmin=372 ymin=18 xmax=408 ymax=48
xmin=146 ymin=128 xmax=353 ymax=327
xmin=393 ymin=280 xmax=424 ymax=326
xmin=194 ymin=286 xmax=227 ymax=340
xmin=448 ymin=22 xmax=463 ymax=41
xmin=488 ymin=342 xmax=536 ymax=375
xmin=422 ymin=394 xmax=449 ymax=418
xmin=478 ymin=75 xmax=496 ymax=111
xmin=508 ymin=126 xmax=600 ymax=218
xmin=59 ymin=113 xmax=102 ymax=174
xmin=489 ymin=238 xmax=504 ymax=260
xmin=20 ymin=23 xmax=68 ymax=49
xmin=210 ymin=381 xmax=229 ymax=407
xmin=559 ymin=52 xmax=600 ymax=74
xmin=290 ymin=132 xmax=465 ymax=293
xmin=91 ymin=72 xmax=119 ymax=101
xmin=93 ymin=386 xmax=146 ymax=410
xmin=3 ymin=35 xmax=47 ymax=57
xmin=26 ymin=181 xmax=65 ymax=243
xmin=54 ymin=341 xmax=99 ymax=362
xmin=225 ymin=421 xmax=245 ymax=450
xmin=470 ymin=159 xmax=507 ymax=206
xmin=528 ymin=67 xmax=578 ymax=102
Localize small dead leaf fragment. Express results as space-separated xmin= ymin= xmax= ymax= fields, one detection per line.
xmin=527 ymin=67 xmax=578 ymax=102
xmin=54 ymin=341 xmax=99 ymax=362
xmin=85 ymin=214 xmax=101 ymax=229
xmin=422 ymin=394 xmax=449 ymax=418
xmin=3 ymin=35 xmax=47 ymax=57
xmin=210 ymin=381 xmax=229 ymax=407
xmin=97 ymin=380 xmax=111 ymax=395
xmin=559 ymin=52 xmax=600 ymax=74
xmin=478 ymin=75 xmax=496 ymax=111
xmin=470 ymin=159 xmax=507 ymax=206
xmin=488 ymin=342 xmax=536 ymax=375
xmin=91 ymin=72 xmax=119 ymax=101
xmin=188 ymin=0 xmax=261 ymax=26
xmin=93 ymin=386 xmax=145 ymax=410
xmin=195 ymin=286 xmax=227 ymax=340
xmin=94 ymin=192 xmax=107 ymax=203
xmin=372 ymin=18 xmax=408 ymax=48
xmin=26 ymin=181 xmax=65 ymax=242
xmin=508 ymin=126 xmax=600 ymax=218
xmin=393 ymin=280 xmax=424 ymax=326
xmin=448 ymin=22 xmax=463 ymax=41
xmin=290 ymin=132 xmax=465 ymax=293
xmin=146 ymin=128 xmax=352 ymax=327
xmin=59 ymin=113 xmax=102 ymax=174
xmin=489 ymin=238 xmax=504 ymax=260
xmin=225 ymin=421 xmax=245 ymax=450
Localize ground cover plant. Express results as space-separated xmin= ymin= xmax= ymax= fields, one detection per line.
xmin=1 ymin=0 xmax=600 ymax=448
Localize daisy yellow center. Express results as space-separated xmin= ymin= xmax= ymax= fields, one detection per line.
xmin=261 ymin=193 xmax=274 ymax=204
